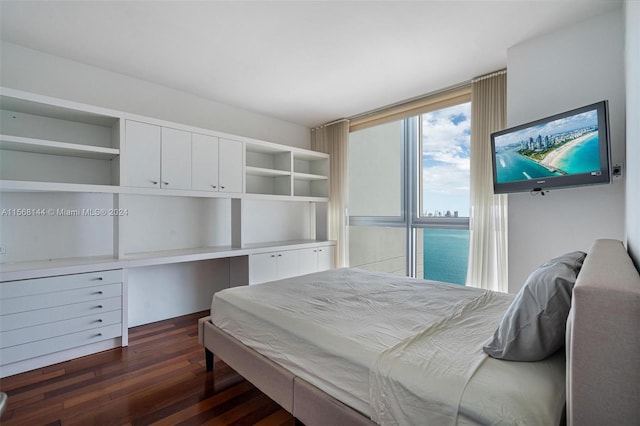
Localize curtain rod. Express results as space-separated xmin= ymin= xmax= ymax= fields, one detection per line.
xmin=311 ymin=118 xmax=349 ymax=131
xmin=472 ymin=69 xmax=507 ymax=83
xmin=313 ymin=69 xmax=505 ymax=130
xmin=347 ymin=79 xmax=471 ymax=123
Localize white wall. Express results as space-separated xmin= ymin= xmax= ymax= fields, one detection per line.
xmin=0 ymin=41 xmax=310 ymax=149
xmin=625 ymin=1 xmax=640 ymax=268
xmin=506 ymin=8 xmax=626 ymax=292
xmin=127 ymin=259 xmax=230 ymax=327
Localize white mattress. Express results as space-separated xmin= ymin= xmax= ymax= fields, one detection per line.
xmin=211 ymin=268 xmax=565 ymax=425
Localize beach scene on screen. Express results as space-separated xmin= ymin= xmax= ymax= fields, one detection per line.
xmin=493 ymin=109 xmax=600 ymax=183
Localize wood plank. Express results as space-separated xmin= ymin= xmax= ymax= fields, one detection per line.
xmin=0 ymin=311 xmax=295 ymax=425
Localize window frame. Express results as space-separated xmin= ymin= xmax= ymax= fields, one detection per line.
xmin=347 ymin=86 xmax=471 ymax=278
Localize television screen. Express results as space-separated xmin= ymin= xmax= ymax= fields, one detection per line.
xmin=490 ymin=101 xmax=611 ymax=194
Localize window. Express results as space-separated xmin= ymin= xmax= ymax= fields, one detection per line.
xmin=348 ymin=89 xmax=471 ymax=284
xmin=348 ymin=118 xmax=407 ymax=276
xmin=417 ymin=102 xmax=471 ymax=284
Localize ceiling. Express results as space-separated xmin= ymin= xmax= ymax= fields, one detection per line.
xmin=0 ymin=1 xmax=621 ymax=128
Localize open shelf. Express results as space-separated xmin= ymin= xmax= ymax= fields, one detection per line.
xmin=293 ymin=172 xmax=329 ymax=181
xmin=293 ymin=178 xmax=329 ymax=198
xmin=1 ymin=89 xmax=122 ymax=187
xmin=245 ymin=166 xmax=291 ymax=178
xmin=0 ymin=135 xmax=120 ymax=159
xmin=0 ymin=180 xmax=121 ymax=193
xmin=246 ymin=144 xmax=291 ymax=172
xmin=293 ymin=152 xmax=329 ymax=176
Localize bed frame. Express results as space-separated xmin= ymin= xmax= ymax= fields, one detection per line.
xmin=199 ymin=239 xmax=640 ymax=425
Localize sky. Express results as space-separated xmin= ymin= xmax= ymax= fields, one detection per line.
xmin=494 ymin=109 xmax=598 ymax=148
xmin=421 ymin=102 xmax=471 ymax=217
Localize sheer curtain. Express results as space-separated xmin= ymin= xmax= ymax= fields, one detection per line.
xmin=466 ymin=71 xmax=509 ymax=292
xmin=311 ymin=120 xmax=349 ymax=267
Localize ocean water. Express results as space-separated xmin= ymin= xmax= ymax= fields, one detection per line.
xmin=555 ymin=133 xmax=599 ymax=174
xmin=495 ymin=150 xmax=560 ymax=183
xmin=423 ymin=228 xmax=469 ymax=285
xmin=496 ymin=133 xmax=600 ymax=183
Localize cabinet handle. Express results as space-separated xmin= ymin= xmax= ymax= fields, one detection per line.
xmin=163 ymin=181 xmax=169 ymax=186
xmin=221 ymin=186 xmax=225 ymax=189
xmin=93 ymin=291 xmax=103 ymax=295
xmin=151 ymin=180 xmax=159 ymax=185
xmin=211 ymin=185 xmax=217 ymax=189
xmin=278 ymin=254 xmax=282 ymax=257
xmin=95 ymin=319 xmax=103 ymax=323
xmin=96 ymin=305 xmax=103 ymax=309
xmin=95 ymin=333 xmax=103 ymax=337
xmin=319 ymin=249 xmax=323 ymax=252
xmin=271 ymin=254 xmax=276 ymax=258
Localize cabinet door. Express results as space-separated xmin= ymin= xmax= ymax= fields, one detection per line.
xmin=249 ymin=253 xmax=278 ymax=285
xmin=125 ymin=121 xmax=161 ymax=188
xmin=219 ymin=138 xmax=243 ymax=193
xmin=276 ymin=250 xmax=300 ymax=280
xmin=299 ymin=248 xmax=318 ymax=275
xmin=192 ymin=133 xmax=219 ymax=192
xmin=161 ymin=127 xmax=192 ymax=190
xmin=317 ymin=246 xmax=334 ymax=272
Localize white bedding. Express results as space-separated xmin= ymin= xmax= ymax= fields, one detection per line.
xmin=210 ymin=268 xmax=565 ymax=425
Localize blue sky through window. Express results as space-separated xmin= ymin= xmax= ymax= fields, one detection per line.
xmin=421 ymin=102 xmax=471 ymax=217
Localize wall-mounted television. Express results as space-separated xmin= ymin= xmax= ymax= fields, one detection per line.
xmin=490 ymin=100 xmax=611 ymax=194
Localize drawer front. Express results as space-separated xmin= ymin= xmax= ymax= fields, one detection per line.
xmin=0 ymin=323 xmax=122 ymax=365
xmin=1 ymin=309 xmax=122 ymax=348
xmin=1 ymin=296 xmax=121 ymax=332
xmin=1 ymin=283 xmax=122 ymax=315
xmin=1 ymin=270 xmax=122 ymax=299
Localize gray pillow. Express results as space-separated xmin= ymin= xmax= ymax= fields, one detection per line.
xmin=483 ymin=251 xmax=587 ymax=361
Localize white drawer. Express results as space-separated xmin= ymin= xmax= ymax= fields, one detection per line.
xmin=0 ymin=323 xmax=122 ymax=365
xmin=0 ymin=296 xmax=121 ymax=332
xmin=1 ymin=309 xmax=122 ymax=348
xmin=0 ymin=269 xmax=122 ymax=298
xmin=1 ymin=283 xmax=122 ymax=315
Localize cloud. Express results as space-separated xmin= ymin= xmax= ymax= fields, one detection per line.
xmin=420 ymin=102 xmax=471 ymax=215
xmin=494 ymin=109 xmax=598 ymax=148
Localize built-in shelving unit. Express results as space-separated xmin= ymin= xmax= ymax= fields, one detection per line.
xmin=292 ymin=151 xmax=329 ymax=199
xmin=0 ymin=86 xmax=334 ymax=376
xmin=0 ymin=87 xmax=331 ymax=268
xmin=245 ymin=141 xmax=329 ymax=199
xmin=245 ymin=143 xmax=292 ymax=196
xmin=0 ymin=90 xmax=122 ymax=187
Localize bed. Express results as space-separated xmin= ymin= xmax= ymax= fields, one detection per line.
xmin=198 ymin=239 xmax=640 ymax=425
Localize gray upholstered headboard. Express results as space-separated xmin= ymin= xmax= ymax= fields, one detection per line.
xmin=566 ymin=239 xmax=640 ymax=425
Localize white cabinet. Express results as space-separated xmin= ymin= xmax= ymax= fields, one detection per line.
xmin=161 ymin=127 xmax=191 ymax=190
xmin=248 ymin=244 xmax=335 ymax=285
xmin=125 ymin=120 xmax=161 ymax=188
xmin=249 ymin=250 xmax=300 ymax=285
xmin=299 ymin=245 xmax=335 ymax=275
xmin=192 ymin=134 xmax=243 ymax=193
xmin=0 ymin=270 xmax=125 ymax=377
xmin=0 ymin=88 xmax=333 ymax=376
xmin=219 ymin=138 xmax=243 ymax=193
xmin=125 ymin=121 xmax=191 ymax=190
xmin=192 ymin=133 xmax=218 ymax=192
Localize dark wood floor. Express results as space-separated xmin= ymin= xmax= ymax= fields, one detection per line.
xmin=0 ymin=311 xmax=295 ymax=425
